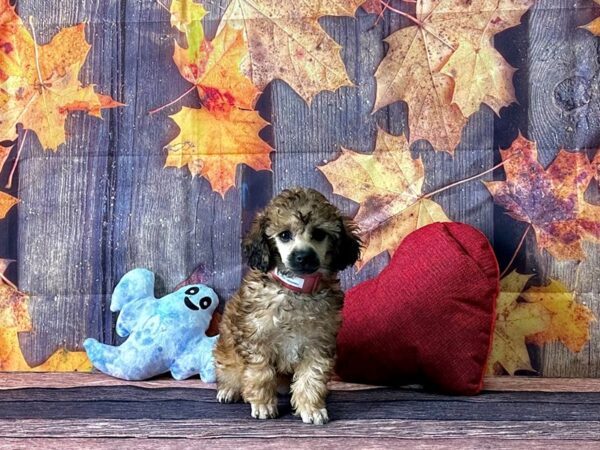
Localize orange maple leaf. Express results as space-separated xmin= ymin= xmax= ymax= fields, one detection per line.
xmin=318 ymin=128 xmax=449 ymax=269
xmin=373 ymin=0 xmax=533 ymax=153
xmin=165 ymin=106 xmax=272 ymax=197
xmin=484 ymin=135 xmax=600 ymax=260
xmin=0 ymin=10 xmax=122 ymax=151
xmin=0 ymin=260 xmax=91 ymax=372
xmin=218 ymin=0 xmax=362 ymax=103
xmin=488 ymin=271 xmax=596 ymax=375
xmin=582 ymin=1 xmax=600 ymax=35
xmin=173 ymin=23 xmax=260 ymax=110
xmin=0 ymin=190 xmax=17 ymax=219
xmin=0 ymin=0 xmax=34 ymax=82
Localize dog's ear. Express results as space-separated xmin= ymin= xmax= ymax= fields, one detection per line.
xmin=242 ymin=213 xmax=273 ymax=272
xmin=332 ymin=217 xmax=362 ymax=271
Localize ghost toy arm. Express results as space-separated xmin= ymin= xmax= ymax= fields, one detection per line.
xmin=115 ymin=301 xmax=158 ymax=338
xmin=170 ymin=335 xmax=218 ymax=382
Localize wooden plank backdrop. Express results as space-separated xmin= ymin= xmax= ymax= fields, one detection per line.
xmin=4 ymin=0 xmax=599 ymax=375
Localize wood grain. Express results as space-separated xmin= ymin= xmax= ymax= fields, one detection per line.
xmin=520 ymin=0 xmax=600 ymax=377
xmin=0 ymin=438 xmax=597 ymax=450
xmin=0 ymin=418 xmax=598 ymax=440
xmin=15 ymin=0 xmax=120 ymax=364
xmin=6 ymin=0 xmax=600 ymax=379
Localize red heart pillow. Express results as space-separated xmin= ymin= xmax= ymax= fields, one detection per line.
xmin=336 ymin=222 xmax=499 ymax=395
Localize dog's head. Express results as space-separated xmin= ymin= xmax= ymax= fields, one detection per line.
xmin=243 ymin=188 xmax=361 ymax=275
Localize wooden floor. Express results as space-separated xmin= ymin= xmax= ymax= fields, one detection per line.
xmin=0 ymin=374 xmax=598 ymax=449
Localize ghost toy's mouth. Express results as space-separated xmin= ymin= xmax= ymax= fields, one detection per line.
xmin=184 ymin=297 xmax=199 ymax=311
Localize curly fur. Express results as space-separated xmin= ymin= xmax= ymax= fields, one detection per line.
xmin=214 ymin=188 xmax=361 ymax=424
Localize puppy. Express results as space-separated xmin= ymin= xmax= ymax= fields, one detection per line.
xmin=214 ymin=188 xmax=361 ymax=424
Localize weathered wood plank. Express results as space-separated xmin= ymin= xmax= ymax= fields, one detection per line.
xmin=0 ymin=438 xmax=596 ymax=450
xmin=15 ymin=0 xmax=121 ymax=364
xmin=522 ymin=0 xmax=600 ymax=376
xmin=109 ymin=0 xmax=243 ymax=315
xmin=1 ymin=385 xmax=599 ymax=421
xmin=2 ymin=385 xmax=600 ymax=406
xmin=3 ymin=372 xmax=600 ymax=393
xmin=0 ymin=418 xmax=598 ymax=440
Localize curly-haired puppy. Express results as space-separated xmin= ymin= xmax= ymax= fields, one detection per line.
xmin=214 ymin=188 xmax=361 ymax=424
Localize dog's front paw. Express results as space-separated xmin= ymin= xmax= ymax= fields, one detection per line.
xmin=250 ymin=402 xmax=278 ymax=420
xmin=216 ymin=388 xmax=241 ymax=403
xmin=297 ymin=407 xmax=329 ymax=425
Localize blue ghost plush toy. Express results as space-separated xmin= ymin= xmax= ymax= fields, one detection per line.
xmin=83 ymin=268 xmax=219 ymax=382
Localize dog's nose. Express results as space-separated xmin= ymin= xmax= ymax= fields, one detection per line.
xmin=290 ymin=249 xmax=319 ymax=272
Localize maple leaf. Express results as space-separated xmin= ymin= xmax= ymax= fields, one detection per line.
xmin=522 ymin=280 xmax=596 ymax=352
xmin=170 ymin=0 xmax=206 ymax=57
xmin=165 ymin=106 xmax=272 ymax=197
xmin=218 ymin=0 xmax=362 ymax=103
xmin=173 ymin=24 xmax=260 ymax=110
xmin=582 ymin=1 xmax=600 ymax=36
xmin=487 ymin=272 xmax=546 ymax=375
xmin=0 ymin=19 xmax=122 ymax=151
xmin=484 ymin=135 xmax=600 ymax=260
xmin=0 ymin=190 xmax=18 ymax=219
xmin=318 ymin=128 xmax=449 ymax=269
xmin=0 ymin=261 xmax=91 ymax=371
xmin=373 ymin=0 xmax=533 ymax=152
xmin=440 ymin=39 xmax=516 ymax=117
xmin=0 ymin=0 xmax=34 ymax=82
xmin=488 ymin=271 xmax=596 ymax=375
xmin=0 ymin=142 xmax=10 ymax=172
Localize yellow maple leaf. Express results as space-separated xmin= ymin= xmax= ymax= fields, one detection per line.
xmin=218 ymin=0 xmax=362 ymax=103
xmin=522 ymin=280 xmax=596 ymax=352
xmin=0 ymin=261 xmax=91 ymax=372
xmin=170 ymin=0 xmax=206 ymax=60
xmin=0 ymin=143 xmax=10 ymax=172
xmin=0 ymin=191 xmax=18 ymax=219
xmin=165 ymin=106 xmax=272 ymax=196
xmin=488 ymin=271 xmax=596 ymax=375
xmin=487 ymin=272 xmax=547 ymax=375
xmin=0 ymin=0 xmax=35 ymax=82
xmin=440 ymin=39 xmax=517 ymax=117
xmin=33 ymin=348 xmax=93 ymax=372
xmin=173 ymin=24 xmax=260 ymax=110
xmin=318 ymin=128 xmax=449 ymax=269
xmin=373 ymin=0 xmax=533 ymax=153
xmin=0 ymin=21 xmax=122 ymax=150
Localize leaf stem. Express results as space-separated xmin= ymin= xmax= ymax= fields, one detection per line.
xmin=379 ymin=0 xmax=423 ymax=27
xmin=28 ymin=16 xmax=45 ymax=87
xmin=421 ymin=154 xmax=516 ymax=200
xmin=149 ymin=85 xmax=196 ymax=115
xmin=6 ymin=129 xmax=28 ymax=190
xmin=500 ymin=224 xmax=531 ymax=279
xmin=156 ymin=0 xmax=170 ymax=13
xmin=0 ymin=271 xmax=18 ymax=291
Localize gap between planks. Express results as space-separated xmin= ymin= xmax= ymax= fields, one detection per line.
xmin=0 ymin=373 xmax=599 ymax=392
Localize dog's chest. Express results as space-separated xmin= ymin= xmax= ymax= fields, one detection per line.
xmin=259 ymin=293 xmax=331 ymax=367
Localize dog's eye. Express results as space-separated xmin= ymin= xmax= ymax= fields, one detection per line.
xmin=278 ymin=230 xmax=292 ymax=242
xmin=312 ymin=228 xmax=326 ymax=242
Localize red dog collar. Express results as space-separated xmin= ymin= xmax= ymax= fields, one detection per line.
xmin=271 ymin=268 xmax=322 ymax=294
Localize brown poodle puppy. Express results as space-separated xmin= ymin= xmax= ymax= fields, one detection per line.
xmin=214 ymin=188 xmax=361 ymax=424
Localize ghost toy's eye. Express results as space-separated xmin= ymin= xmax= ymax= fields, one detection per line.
xmin=199 ymin=297 xmax=212 ymax=310
xmin=185 ymin=287 xmax=200 ymax=295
